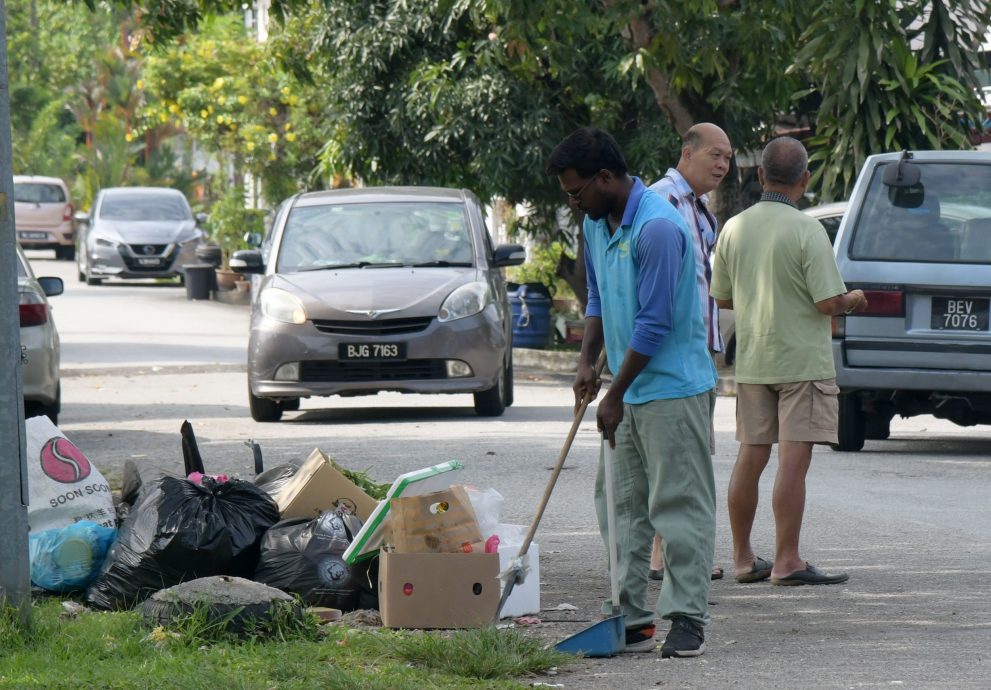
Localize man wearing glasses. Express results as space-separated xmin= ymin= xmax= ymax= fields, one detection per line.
xmin=546 ymin=127 xmax=717 ymax=658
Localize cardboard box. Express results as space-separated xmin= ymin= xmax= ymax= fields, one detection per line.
xmin=496 ymin=543 xmax=540 ymax=618
xmin=273 ymin=448 xmax=379 ymax=521
xmin=379 ymin=551 xmax=499 ymax=629
xmin=344 ymin=461 xmax=463 ymax=565
xmin=388 ymin=486 xmax=483 ymax=554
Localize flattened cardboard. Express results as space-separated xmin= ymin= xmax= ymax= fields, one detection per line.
xmin=343 ymin=460 xmax=463 ymax=565
xmin=273 ymin=448 xmax=379 ymax=522
xmin=379 ymin=551 xmax=499 ymax=629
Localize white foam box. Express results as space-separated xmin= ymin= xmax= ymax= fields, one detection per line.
xmin=497 ymin=543 xmax=540 ymax=618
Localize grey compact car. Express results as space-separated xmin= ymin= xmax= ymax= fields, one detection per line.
xmin=232 ymin=187 xmax=526 ymax=422
xmin=76 ymin=186 xmax=205 ymax=285
xmin=831 ymin=149 xmax=991 ymax=450
xmin=18 ymin=244 xmax=63 ymax=422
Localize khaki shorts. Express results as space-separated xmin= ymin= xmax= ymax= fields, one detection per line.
xmin=735 ymin=378 xmax=839 ymax=445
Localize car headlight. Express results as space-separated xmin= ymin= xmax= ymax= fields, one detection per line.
xmin=438 ymin=281 xmax=490 ymax=322
xmin=260 ymin=287 xmax=307 ymax=324
xmin=94 ymin=237 xmax=115 ymax=248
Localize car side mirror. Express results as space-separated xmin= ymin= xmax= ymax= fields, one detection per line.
xmin=73 ymin=211 xmax=90 ymax=225
xmin=492 ymin=243 xmax=526 ymax=267
xmin=882 ymin=151 xmax=924 ymax=208
xmin=230 ymin=249 xmax=264 ymax=273
xmin=37 ymin=276 xmax=64 ymax=297
xmin=244 ymin=231 xmax=262 ymax=247
xmin=195 ymin=212 xmax=209 ymax=225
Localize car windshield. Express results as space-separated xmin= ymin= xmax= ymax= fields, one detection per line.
xmin=276 ymin=201 xmax=474 ymax=272
xmin=849 ymin=162 xmax=991 ymax=263
xmin=14 ymin=183 xmax=65 ymax=204
xmin=99 ymin=194 xmax=190 ymax=221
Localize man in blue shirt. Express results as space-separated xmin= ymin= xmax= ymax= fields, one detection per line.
xmin=546 ymin=127 xmax=717 ymax=658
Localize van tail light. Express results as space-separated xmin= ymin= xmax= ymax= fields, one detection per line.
xmin=19 ymin=292 xmax=48 ymax=327
xmin=859 ymin=289 xmax=904 ymax=316
xmin=832 ymin=315 xmax=845 ymax=338
xmin=63 ymin=203 xmax=74 ymax=222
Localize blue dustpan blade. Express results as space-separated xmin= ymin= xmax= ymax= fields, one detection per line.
xmin=554 ymin=615 xmax=625 ymax=658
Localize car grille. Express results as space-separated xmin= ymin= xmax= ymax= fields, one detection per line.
xmin=311 ymin=317 xmax=434 ymax=336
xmin=118 ymin=244 xmax=178 ymax=272
xmin=126 ymin=244 xmax=170 ymax=255
xmin=300 ymin=359 xmax=447 ymax=382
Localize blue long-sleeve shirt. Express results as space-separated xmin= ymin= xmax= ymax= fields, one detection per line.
xmin=583 ymin=178 xmax=715 ymax=403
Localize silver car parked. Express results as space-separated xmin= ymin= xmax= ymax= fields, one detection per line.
xmin=232 ymin=187 xmax=526 ymax=422
xmin=75 ymin=186 xmax=205 ymax=285
xmin=832 ymin=150 xmax=991 ymax=450
xmin=18 ymin=244 xmax=63 ymax=423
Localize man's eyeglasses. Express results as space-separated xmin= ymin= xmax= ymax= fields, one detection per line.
xmin=566 ymin=173 xmax=598 ymax=202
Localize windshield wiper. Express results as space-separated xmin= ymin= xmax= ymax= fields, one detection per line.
xmin=409 ymin=260 xmax=473 ymax=267
xmin=299 ymin=261 xmax=404 ymax=271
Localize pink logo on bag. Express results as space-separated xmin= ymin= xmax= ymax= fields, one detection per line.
xmin=40 ymin=437 xmax=91 ymax=483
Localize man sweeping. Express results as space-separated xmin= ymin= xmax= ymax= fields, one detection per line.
xmin=546 ymin=127 xmax=717 ymax=658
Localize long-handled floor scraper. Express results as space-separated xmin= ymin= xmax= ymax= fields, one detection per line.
xmin=552 ymin=432 xmax=625 ymax=657
xmin=495 ymin=351 xmax=607 ymax=622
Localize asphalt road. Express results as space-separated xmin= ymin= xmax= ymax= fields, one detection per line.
xmin=26 ymin=252 xmax=991 ymax=689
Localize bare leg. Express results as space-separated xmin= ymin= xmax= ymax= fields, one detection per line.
xmin=728 ymin=443 xmax=772 ymax=577
xmin=650 ymin=534 xmax=664 ymax=571
xmin=769 ymin=440 xmax=813 ymax=578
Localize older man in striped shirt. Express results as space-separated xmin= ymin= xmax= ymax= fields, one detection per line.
xmin=648 ymin=122 xmax=733 ymax=583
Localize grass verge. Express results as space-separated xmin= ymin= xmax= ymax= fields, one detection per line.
xmin=0 ymin=599 xmax=568 ymax=689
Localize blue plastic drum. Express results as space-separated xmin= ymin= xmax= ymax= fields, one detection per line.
xmin=508 ymin=283 xmax=552 ymax=349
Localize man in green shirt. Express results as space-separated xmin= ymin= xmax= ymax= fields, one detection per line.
xmin=710 ymin=136 xmax=867 ymax=586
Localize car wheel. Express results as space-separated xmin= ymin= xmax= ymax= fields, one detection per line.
xmin=26 ymin=384 xmax=61 ymax=425
xmin=504 ymin=354 xmax=514 ymax=408
xmin=77 ymin=270 xmax=85 ymax=283
xmin=474 ymin=366 xmax=507 ymax=417
xmin=249 ymin=386 xmax=283 ymax=422
xmin=280 ymin=398 xmax=301 ymax=412
xmin=832 ymin=393 xmax=865 ymax=452
xmin=864 ymin=414 xmax=891 ymax=440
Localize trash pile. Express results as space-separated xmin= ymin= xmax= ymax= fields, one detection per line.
xmin=23 ymin=416 xmax=539 ymax=630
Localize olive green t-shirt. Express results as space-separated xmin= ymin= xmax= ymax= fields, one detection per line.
xmin=710 ymin=200 xmax=847 ymax=384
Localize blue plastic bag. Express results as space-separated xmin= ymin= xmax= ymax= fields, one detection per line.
xmin=29 ymin=521 xmax=117 ymax=592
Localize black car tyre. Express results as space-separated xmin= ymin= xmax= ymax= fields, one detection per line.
xmin=504 ymin=354 xmax=514 ymax=408
xmin=833 ymin=393 xmax=865 ymax=452
xmin=26 ymin=383 xmax=60 ymax=425
xmin=249 ymin=386 xmax=283 ymax=422
xmin=474 ymin=366 xmax=507 ymax=417
xmin=77 ymin=269 xmax=85 ymax=283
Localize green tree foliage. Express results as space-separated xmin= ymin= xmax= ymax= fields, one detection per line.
xmin=138 ymin=14 xmax=332 ymax=205
xmin=793 ymin=0 xmax=991 ymax=201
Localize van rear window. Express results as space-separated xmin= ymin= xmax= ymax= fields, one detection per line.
xmin=14 ymin=183 xmax=65 ymax=204
xmin=849 ymin=162 xmax=991 ymax=263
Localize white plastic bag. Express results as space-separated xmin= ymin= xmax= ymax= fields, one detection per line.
xmin=25 ymin=416 xmax=116 ymax=533
xmin=465 ymin=486 xmax=504 ymax=540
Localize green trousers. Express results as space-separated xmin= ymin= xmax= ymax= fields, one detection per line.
xmin=595 ymin=390 xmax=716 ymax=628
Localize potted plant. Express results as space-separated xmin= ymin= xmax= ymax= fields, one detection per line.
xmin=206 ymin=186 xmax=266 ymax=290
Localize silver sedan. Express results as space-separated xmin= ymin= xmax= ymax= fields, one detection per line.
xmin=18 ymin=244 xmax=63 ymax=422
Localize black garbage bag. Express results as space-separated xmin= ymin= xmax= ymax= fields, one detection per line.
xmin=85 ymin=476 xmax=280 ymax=611
xmin=252 ymin=508 xmax=375 ymax=611
xmin=253 ymin=461 xmax=301 ymax=498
